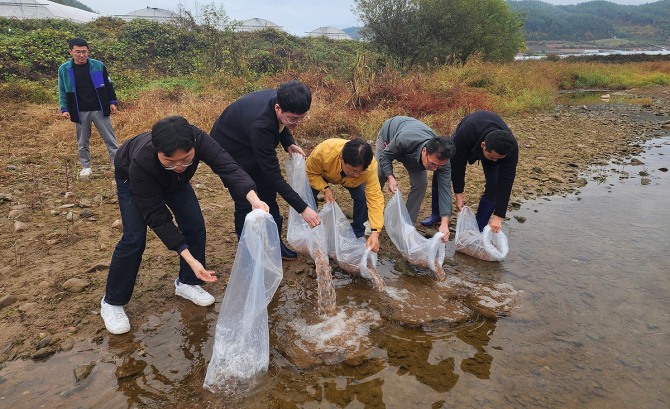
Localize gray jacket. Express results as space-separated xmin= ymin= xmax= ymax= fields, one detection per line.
xmin=377 ymin=116 xmax=453 ymax=217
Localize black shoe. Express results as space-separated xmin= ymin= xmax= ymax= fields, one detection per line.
xmin=280 ymin=241 xmax=297 ymax=260
xmin=420 ymin=214 xmax=440 ymax=227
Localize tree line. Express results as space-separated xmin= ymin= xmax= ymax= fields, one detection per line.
xmin=509 ymin=0 xmax=670 ymax=41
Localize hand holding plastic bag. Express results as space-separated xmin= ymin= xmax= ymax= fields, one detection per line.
xmin=203 ymin=209 xmax=283 ymax=393
xmin=321 ymin=201 xmax=384 ymax=290
xmin=454 ymin=206 xmax=508 ymax=262
xmin=384 ymin=190 xmax=447 ymax=281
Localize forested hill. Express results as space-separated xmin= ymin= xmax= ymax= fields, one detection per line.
xmin=508 ymin=0 xmax=670 ymax=41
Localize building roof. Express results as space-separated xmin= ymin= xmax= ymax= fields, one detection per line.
xmin=306 ymin=26 xmax=352 ymax=40
xmin=236 ymin=17 xmax=283 ymax=32
xmin=121 ymin=7 xmax=181 ymax=23
xmin=0 ymin=0 xmax=99 ymax=22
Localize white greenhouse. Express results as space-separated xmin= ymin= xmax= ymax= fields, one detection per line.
xmin=0 ymin=0 xmax=99 ymax=22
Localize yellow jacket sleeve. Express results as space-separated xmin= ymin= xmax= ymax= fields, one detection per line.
xmin=364 ymin=159 xmax=385 ymax=231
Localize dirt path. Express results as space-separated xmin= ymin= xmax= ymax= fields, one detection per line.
xmin=1 ymin=87 xmax=669 ymax=363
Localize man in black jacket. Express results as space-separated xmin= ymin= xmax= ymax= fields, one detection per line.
xmin=210 ymin=80 xmax=321 ymax=260
xmin=101 ymin=116 xmax=268 ymax=335
xmin=422 ymin=111 xmax=518 ymax=233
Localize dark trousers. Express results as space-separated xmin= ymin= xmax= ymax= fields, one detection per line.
xmin=105 ymin=179 xmax=206 ymax=306
xmin=313 ymin=183 xmax=368 ymax=238
xmin=476 ymin=160 xmax=499 ymax=231
xmin=226 ymin=168 xmax=283 ymax=238
xmin=431 ymin=161 xmax=499 ymax=231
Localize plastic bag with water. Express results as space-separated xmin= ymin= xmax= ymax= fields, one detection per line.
xmin=320 ymin=201 xmax=384 ymax=290
xmin=454 ymin=206 xmax=509 ymax=262
xmin=285 ymin=153 xmax=329 ymax=260
xmin=285 ymin=153 xmax=336 ymax=315
xmin=203 ymin=209 xmax=283 ymax=393
xmin=383 ymin=190 xmax=447 ymax=281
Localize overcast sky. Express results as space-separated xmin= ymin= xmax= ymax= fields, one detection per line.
xmin=82 ymin=0 xmax=657 ymax=37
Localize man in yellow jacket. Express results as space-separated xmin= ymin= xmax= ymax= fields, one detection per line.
xmin=306 ymin=138 xmax=384 ymax=252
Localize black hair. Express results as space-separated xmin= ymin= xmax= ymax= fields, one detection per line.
xmin=276 ymin=80 xmax=311 ymax=114
xmin=484 ymin=130 xmax=517 ymax=156
xmin=342 ymin=138 xmax=373 ymax=168
xmin=425 ymin=136 xmax=455 ymax=160
xmin=151 ymin=116 xmax=195 ymax=156
xmin=68 ymin=37 xmax=88 ymax=49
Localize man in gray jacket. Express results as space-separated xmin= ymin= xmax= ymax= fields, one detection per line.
xmin=376 ymin=116 xmax=455 ymax=242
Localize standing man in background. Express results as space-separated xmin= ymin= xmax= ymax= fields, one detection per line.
xmin=58 ymin=37 xmax=119 ymax=178
xmin=210 ymin=80 xmax=321 ymax=260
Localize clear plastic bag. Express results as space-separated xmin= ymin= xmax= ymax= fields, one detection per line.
xmin=321 ymin=201 xmax=384 ymax=290
xmin=454 ymin=206 xmax=509 ymax=262
xmin=285 ymin=153 xmax=335 ymax=316
xmin=285 ymin=153 xmax=328 ymax=259
xmin=384 ymin=190 xmax=447 ymax=281
xmin=203 ymin=209 xmax=283 ymax=393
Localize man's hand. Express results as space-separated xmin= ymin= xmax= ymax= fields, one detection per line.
xmin=489 ymin=215 xmax=503 ymax=233
xmin=366 ymin=231 xmax=380 ymax=253
xmin=323 ymin=188 xmax=334 ymax=203
xmin=110 ymin=104 xmax=117 ymax=114
xmin=438 ymin=217 xmax=450 ymax=242
xmin=246 ymin=190 xmax=269 ymax=212
xmin=287 ymin=144 xmax=305 ymax=156
xmin=386 ymin=175 xmax=397 ymax=193
xmin=455 ymin=193 xmax=465 ymax=212
xmin=61 ymin=111 xmax=70 ymax=120
xmin=301 ymin=207 xmax=321 ymax=227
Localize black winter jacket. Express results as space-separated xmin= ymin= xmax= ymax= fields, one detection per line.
xmin=450 ymin=111 xmax=518 ymax=218
xmin=114 ymin=126 xmax=256 ymax=252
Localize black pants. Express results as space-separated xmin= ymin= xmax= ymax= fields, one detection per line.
xmin=431 ymin=160 xmax=499 ymax=231
xmin=226 ymin=167 xmax=283 ymax=238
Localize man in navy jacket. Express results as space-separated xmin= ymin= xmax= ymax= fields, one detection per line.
xmin=210 ymin=80 xmax=321 ymax=259
xmin=101 ymin=116 xmax=268 ymax=334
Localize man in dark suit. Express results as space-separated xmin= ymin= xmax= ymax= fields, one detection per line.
xmin=210 ymin=80 xmax=321 ymax=259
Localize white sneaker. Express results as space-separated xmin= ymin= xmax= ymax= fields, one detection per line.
xmin=174 ymin=279 xmax=215 ymax=306
xmin=79 ymin=167 xmax=92 ymax=177
xmin=100 ymin=298 xmax=130 ymax=334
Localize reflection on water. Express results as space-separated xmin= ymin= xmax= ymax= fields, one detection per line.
xmin=1 ymin=138 xmax=669 ymax=408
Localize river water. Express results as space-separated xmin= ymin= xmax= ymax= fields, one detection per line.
xmin=1 ymin=137 xmax=668 ymax=408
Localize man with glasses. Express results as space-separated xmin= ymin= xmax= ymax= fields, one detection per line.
xmin=306 ymin=138 xmax=384 ymax=252
xmin=100 ymin=116 xmax=269 ymax=334
xmin=58 ymin=37 xmax=118 ymax=178
xmin=210 ymin=80 xmax=321 ymax=260
xmin=376 ymin=116 xmax=455 ymax=242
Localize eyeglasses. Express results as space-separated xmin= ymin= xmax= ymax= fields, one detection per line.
xmin=426 ymin=158 xmax=447 ymax=170
xmin=342 ymin=162 xmax=368 ymax=176
xmin=161 ymin=159 xmax=194 ymax=171
xmin=283 ymin=112 xmax=307 ymax=125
